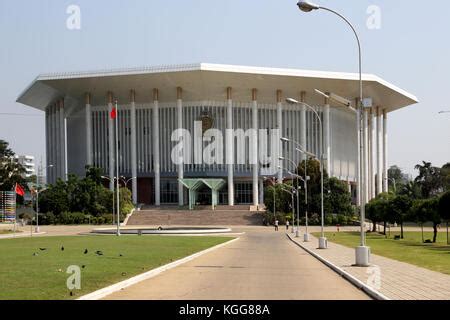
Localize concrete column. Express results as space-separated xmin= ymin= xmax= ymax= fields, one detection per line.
xmin=54 ymin=101 xmax=61 ymax=180
xmin=363 ymin=108 xmax=369 ymax=203
xmin=153 ymin=89 xmax=161 ymax=206
xmin=48 ymin=104 xmax=53 ymax=184
xmin=300 ymin=92 xmax=307 ymax=161
xmin=376 ymin=106 xmax=382 ymax=195
xmin=277 ymin=90 xmax=283 ymax=183
xmin=177 ymin=87 xmax=184 ymax=206
xmin=369 ymin=108 xmax=375 ymax=200
xmin=130 ymin=90 xmax=138 ymax=204
xmin=108 ymin=92 xmax=114 ymax=191
xmin=323 ymin=97 xmax=331 ymax=174
xmin=252 ymin=89 xmax=259 ymax=207
xmin=60 ymin=99 xmax=67 ymax=181
xmin=226 ymin=87 xmax=235 ymax=205
xmin=383 ymin=109 xmax=388 ymax=193
xmin=85 ymin=93 xmax=93 ymax=166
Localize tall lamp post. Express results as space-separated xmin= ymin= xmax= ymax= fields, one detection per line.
xmin=279 ymin=157 xmax=300 ymax=235
xmin=286 ymin=98 xmax=327 ymax=249
xmin=278 ymin=166 xmax=303 ymax=237
xmin=296 ymin=0 xmax=370 ymax=264
xmin=281 ymin=137 xmax=314 ymax=242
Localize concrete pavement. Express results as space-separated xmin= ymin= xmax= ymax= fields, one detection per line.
xmin=105 ymin=227 xmax=370 ymax=300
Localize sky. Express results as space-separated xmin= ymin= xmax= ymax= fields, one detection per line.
xmin=0 ymin=0 xmax=449 ymax=177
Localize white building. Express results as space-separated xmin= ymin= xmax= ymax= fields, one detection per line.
xmin=15 ymin=155 xmax=35 ymax=178
xmin=17 ymin=63 xmax=418 ymax=206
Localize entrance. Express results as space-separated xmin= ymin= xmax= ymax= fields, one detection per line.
xmin=179 ymin=178 xmax=226 ymax=210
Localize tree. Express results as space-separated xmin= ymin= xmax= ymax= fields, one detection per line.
xmin=414 ymin=161 xmax=443 ymax=198
xmin=398 ymin=181 xmax=421 ymax=200
xmin=264 ymin=182 xmax=292 ymax=215
xmin=389 ymin=195 xmax=413 ymax=239
xmin=410 ymin=199 xmax=428 ymax=243
xmin=388 ymin=165 xmax=407 ymax=193
xmin=438 ymin=191 xmax=450 ymax=244
xmin=418 ymin=198 xmax=441 ymax=243
xmin=326 ymin=177 xmax=353 ymax=216
xmin=0 ymin=140 xmax=26 ymax=191
xmin=297 ymin=159 xmax=329 ymax=215
xmin=441 ymin=163 xmax=450 ymax=192
xmin=366 ymin=193 xmax=392 ymax=234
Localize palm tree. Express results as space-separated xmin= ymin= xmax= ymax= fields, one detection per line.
xmin=414 ymin=161 xmax=443 ymax=198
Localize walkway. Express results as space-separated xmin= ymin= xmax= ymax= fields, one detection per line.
xmin=105 ymin=227 xmax=370 ymax=300
xmin=288 ymin=233 xmax=450 ymax=300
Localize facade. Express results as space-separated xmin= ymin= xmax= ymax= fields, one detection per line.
xmin=17 ymin=63 xmax=418 ymax=206
xmin=15 ymin=155 xmax=35 ymax=178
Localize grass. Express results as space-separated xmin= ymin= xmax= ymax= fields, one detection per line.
xmin=313 ymin=231 xmax=450 ymax=275
xmin=0 ymin=235 xmax=232 ymax=300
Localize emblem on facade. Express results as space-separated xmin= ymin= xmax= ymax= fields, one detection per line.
xmin=199 ymin=111 xmax=214 ymax=133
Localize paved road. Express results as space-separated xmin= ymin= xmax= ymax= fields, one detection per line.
xmin=105 ymin=227 xmax=370 ymax=300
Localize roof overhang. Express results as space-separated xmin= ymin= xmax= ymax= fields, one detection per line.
xmin=17 ymin=63 xmax=418 ymax=112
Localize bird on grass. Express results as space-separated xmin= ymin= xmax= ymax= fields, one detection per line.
xmin=61 ymin=246 xmax=65 ymax=251
xmin=121 ymin=272 xmax=127 ymax=276
xmin=119 ymin=254 xmax=123 ymax=257
xmin=95 ymin=250 xmax=103 ymax=256
xmin=84 ymin=249 xmax=88 ymax=254
xmin=39 ymin=248 xmax=47 ymax=251
xmin=82 ymin=265 xmax=86 ymax=269
xmin=32 ymin=252 xmax=38 ymax=256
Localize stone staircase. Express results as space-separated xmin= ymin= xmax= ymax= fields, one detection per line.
xmin=126 ymin=205 xmax=265 ymax=226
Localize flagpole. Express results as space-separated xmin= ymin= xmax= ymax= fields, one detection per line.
xmin=115 ymin=100 xmax=120 ymax=236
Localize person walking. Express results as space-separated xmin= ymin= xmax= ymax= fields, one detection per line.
xmin=274 ymin=219 xmax=279 ymax=231
xmin=286 ymin=220 xmax=290 ymax=231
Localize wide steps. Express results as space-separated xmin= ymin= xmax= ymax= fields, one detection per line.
xmin=127 ymin=208 xmax=264 ymax=226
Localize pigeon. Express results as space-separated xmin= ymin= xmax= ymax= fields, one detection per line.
xmin=119 ymin=254 xmax=123 ymax=257
xmin=95 ymin=250 xmax=103 ymax=256
xmin=39 ymin=248 xmax=47 ymax=251
xmin=84 ymin=249 xmax=88 ymax=254
xmin=33 ymin=252 xmax=38 ymax=256
xmin=61 ymin=246 xmax=65 ymax=251
xmin=82 ymin=265 xmax=86 ymax=269
xmin=121 ymin=272 xmax=127 ymax=276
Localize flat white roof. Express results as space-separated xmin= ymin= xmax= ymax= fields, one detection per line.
xmin=17 ymin=63 xmax=418 ymax=112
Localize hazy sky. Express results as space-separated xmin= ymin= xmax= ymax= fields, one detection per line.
xmin=0 ymin=0 xmax=449 ymax=177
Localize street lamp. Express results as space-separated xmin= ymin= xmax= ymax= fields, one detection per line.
xmin=279 ymin=157 xmax=300 ymax=235
xmin=296 ymin=0 xmax=370 ymax=265
xmin=286 ymin=98 xmax=327 ymax=249
xmin=438 ymin=110 xmax=450 ymax=114
xmin=281 ymin=137 xmax=314 ymax=242
xmin=277 ymin=166 xmax=298 ymax=234
xmin=34 ymin=164 xmax=54 ymax=233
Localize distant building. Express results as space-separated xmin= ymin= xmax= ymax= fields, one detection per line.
xmin=15 ymin=155 xmax=35 ymax=178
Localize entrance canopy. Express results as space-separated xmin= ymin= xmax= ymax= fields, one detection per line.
xmin=179 ymin=178 xmax=226 ymax=210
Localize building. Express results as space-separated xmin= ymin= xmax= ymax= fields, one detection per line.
xmin=17 ymin=63 xmax=418 ymax=206
xmin=14 ymin=155 xmax=35 ymax=178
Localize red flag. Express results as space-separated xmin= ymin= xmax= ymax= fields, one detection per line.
xmin=15 ymin=183 xmax=25 ymax=197
xmin=110 ymin=107 xmax=117 ymax=119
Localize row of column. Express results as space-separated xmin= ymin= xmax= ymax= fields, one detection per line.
xmin=46 ymin=99 xmax=66 ymax=183
xmin=361 ymin=106 xmax=388 ymax=204
xmin=82 ymin=88 xmax=337 ymax=207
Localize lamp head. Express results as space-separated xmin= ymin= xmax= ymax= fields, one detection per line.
xmin=279 ymin=157 xmax=285 ymax=161
xmin=286 ymin=98 xmax=300 ymax=105
xmin=280 ymin=137 xmax=290 ymax=143
xmin=297 ymin=1 xmax=320 ymax=12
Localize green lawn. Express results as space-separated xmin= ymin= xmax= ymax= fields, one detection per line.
xmin=0 ymin=235 xmax=232 ymax=300
xmin=0 ymin=229 xmax=21 ymax=235
xmin=313 ymin=231 xmax=450 ymax=275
